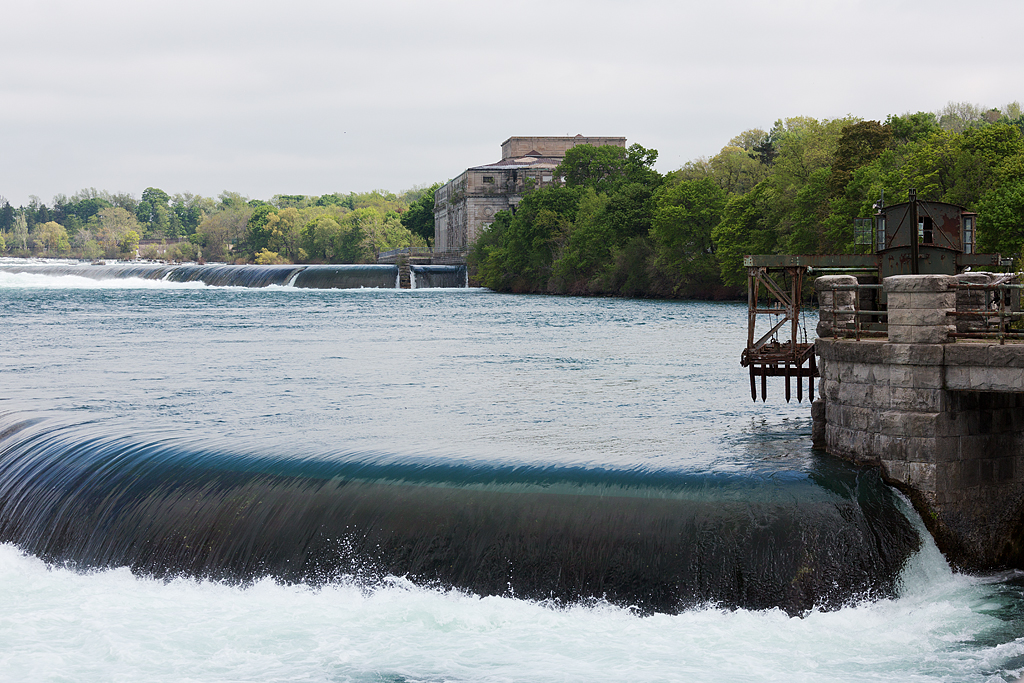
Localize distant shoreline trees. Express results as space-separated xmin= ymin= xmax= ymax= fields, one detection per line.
xmin=0 ymin=186 xmax=438 ymax=264
xmin=2 ymin=100 xmax=1022 ymax=300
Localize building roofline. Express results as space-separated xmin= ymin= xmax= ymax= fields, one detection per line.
xmin=469 ymin=157 xmax=562 ymax=171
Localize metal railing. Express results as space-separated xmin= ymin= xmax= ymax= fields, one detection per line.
xmin=825 ymin=283 xmax=887 ymax=341
xmin=377 ymin=247 xmax=433 ymax=259
xmin=377 ymin=248 xmax=467 ymax=263
xmin=948 ymin=283 xmax=1024 ymax=345
xmin=821 ymin=280 xmax=1024 ymax=344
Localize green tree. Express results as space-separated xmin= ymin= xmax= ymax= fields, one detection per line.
xmin=120 ymin=229 xmax=140 ymax=256
xmin=273 ymin=195 xmax=311 ymax=209
xmin=936 ymin=101 xmax=983 ymax=133
xmin=11 ymin=213 xmax=29 ymax=252
xmin=52 ymin=191 xmax=111 ymax=236
xmin=729 ymin=129 xmax=769 ymax=153
xmin=753 ymin=120 xmax=785 ymax=166
xmin=263 ymin=207 xmax=306 ymax=261
xmin=244 ymin=204 xmax=278 ymax=258
xmin=761 ymin=116 xmax=855 ymax=254
xmin=472 ymin=185 xmax=585 ymax=292
xmin=556 ymin=144 xmax=630 ymax=192
xmin=94 ymin=207 xmax=142 ymax=258
xmin=946 ymin=123 xmax=1024 ymax=207
xmin=650 ymin=178 xmax=727 ymax=295
xmin=712 ymin=182 xmax=778 ymax=287
xmin=401 ymin=182 xmax=441 ymax=245
xmin=315 ymin=193 xmax=355 ymax=210
xmin=830 ymin=120 xmax=892 ymax=197
xmin=468 ymin=210 xmax=513 ymax=289
xmin=171 ymin=193 xmax=211 ymax=237
xmin=255 ymin=248 xmax=289 ymax=264
xmin=195 ymin=206 xmax=251 ymax=262
xmin=302 ymin=215 xmax=349 ymax=262
xmin=885 ymin=112 xmax=939 ymax=145
xmin=976 ymin=181 xmax=1024 ymax=256
xmin=708 ymin=145 xmax=768 ymax=195
xmin=137 ymin=187 xmax=171 ymax=237
xmin=358 ymin=208 xmax=422 ymax=256
xmin=34 ymin=221 xmax=70 ymax=255
xmin=549 ymin=188 xmax=611 ymax=292
xmin=0 ymin=201 xmax=14 ymax=234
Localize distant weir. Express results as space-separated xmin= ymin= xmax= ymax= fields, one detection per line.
xmin=0 ymin=262 xmax=469 ymax=289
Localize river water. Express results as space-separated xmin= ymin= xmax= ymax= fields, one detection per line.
xmin=1 ymin=266 xmax=1024 ymax=682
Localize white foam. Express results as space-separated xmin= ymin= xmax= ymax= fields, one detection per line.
xmin=1 ymin=542 xmax=1020 ymax=683
xmin=0 ymin=272 xmax=210 ymax=290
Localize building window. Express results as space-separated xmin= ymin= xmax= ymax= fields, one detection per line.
xmin=876 ymin=216 xmax=886 ymax=252
xmin=483 ymin=176 xmax=494 ymax=184
xmin=963 ymin=216 xmax=974 ymax=254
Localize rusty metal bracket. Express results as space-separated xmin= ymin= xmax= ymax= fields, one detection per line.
xmin=741 ymin=265 xmax=817 ymax=402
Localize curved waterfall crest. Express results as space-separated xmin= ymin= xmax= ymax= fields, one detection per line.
xmin=0 ymin=415 xmax=919 ymax=615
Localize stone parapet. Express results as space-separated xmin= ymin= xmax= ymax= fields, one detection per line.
xmin=955 ymin=273 xmax=995 ymax=332
xmin=814 ymin=275 xmax=857 ymax=338
xmin=883 ymin=275 xmax=955 ymax=344
xmin=812 ymin=273 xmax=1024 ymax=570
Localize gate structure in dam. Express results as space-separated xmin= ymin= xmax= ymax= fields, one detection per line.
xmin=377 ymin=248 xmax=468 ymax=289
xmin=742 ymin=191 xmax=1024 ymax=570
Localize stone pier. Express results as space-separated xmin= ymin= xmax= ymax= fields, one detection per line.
xmin=813 ymin=274 xmax=1024 ymax=570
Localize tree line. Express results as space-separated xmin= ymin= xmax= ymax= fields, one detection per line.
xmin=470 ymin=101 xmax=1024 ymax=297
xmin=0 ymin=185 xmax=440 ymax=264
xmin=3 ymin=99 xmax=1023 ymax=295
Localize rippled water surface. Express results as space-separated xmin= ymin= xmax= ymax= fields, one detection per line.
xmin=0 ymin=280 xmax=812 ymax=470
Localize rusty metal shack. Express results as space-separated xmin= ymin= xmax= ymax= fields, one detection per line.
xmin=741 ymin=190 xmax=1005 ymax=402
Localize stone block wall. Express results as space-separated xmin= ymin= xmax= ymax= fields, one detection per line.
xmin=814 ymin=273 xmax=1024 ymax=569
xmin=500 ymin=136 xmax=626 ymax=159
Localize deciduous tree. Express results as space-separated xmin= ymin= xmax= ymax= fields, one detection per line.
xmin=34 ymin=221 xmax=70 ymax=255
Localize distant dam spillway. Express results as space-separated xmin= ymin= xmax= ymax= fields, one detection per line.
xmin=0 ymin=261 xmax=469 ymax=289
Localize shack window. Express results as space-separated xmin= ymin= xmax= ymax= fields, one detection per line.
xmin=482 ymin=176 xmax=494 ymax=184
xmin=876 ymin=215 xmax=886 ymax=252
xmin=854 ymin=218 xmax=872 ymax=248
xmin=963 ymin=216 xmax=975 ymax=254
xmin=918 ymin=217 xmax=933 ymax=244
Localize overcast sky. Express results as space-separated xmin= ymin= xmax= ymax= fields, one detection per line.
xmin=1 ymin=0 xmax=1021 ymax=206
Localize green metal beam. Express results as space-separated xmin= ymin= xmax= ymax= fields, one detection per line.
xmin=958 ymin=254 xmax=1005 ymax=268
xmin=744 ymin=253 xmax=1006 ymax=270
xmin=744 ymin=255 xmax=879 ymax=268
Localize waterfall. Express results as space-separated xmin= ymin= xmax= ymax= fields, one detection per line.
xmin=0 ymin=263 xmax=471 ymax=289
xmin=0 ymin=416 xmax=919 ymax=615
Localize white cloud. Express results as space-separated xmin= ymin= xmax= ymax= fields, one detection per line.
xmin=1 ymin=0 xmax=1022 ymax=205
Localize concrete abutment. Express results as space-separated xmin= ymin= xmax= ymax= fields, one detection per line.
xmin=813 ymin=273 xmax=1024 ymax=570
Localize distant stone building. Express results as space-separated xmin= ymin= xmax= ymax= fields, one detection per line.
xmin=434 ymin=135 xmax=626 ymax=251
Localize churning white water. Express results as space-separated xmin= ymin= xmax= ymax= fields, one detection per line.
xmin=2 ymin=521 xmax=1022 ymax=683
